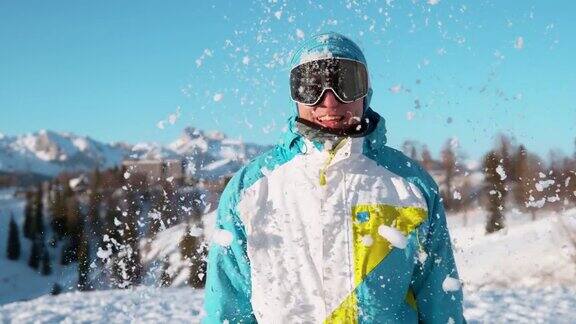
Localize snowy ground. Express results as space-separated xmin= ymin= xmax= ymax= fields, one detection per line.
xmin=1 ymin=285 xmax=575 ymax=323
xmin=0 ymin=287 xmax=205 ymax=323
xmin=2 ymin=188 xmax=576 ymax=323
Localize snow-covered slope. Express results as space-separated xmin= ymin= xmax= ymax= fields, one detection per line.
xmin=0 ymin=128 xmax=270 ymax=179
xmin=0 ymin=189 xmax=78 ymax=305
xmin=2 ymin=185 xmax=576 ymax=322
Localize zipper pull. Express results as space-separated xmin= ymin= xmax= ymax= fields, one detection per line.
xmin=319 ymin=170 xmax=327 ymax=186
xmin=318 ymin=138 xmax=348 ymax=186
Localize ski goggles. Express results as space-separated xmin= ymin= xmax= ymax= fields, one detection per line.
xmin=290 ymin=58 xmax=369 ymax=106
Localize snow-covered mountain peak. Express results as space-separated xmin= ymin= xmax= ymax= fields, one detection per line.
xmin=0 ymin=127 xmax=270 ymax=179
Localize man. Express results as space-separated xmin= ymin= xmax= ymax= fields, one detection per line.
xmin=203 ymin=32 xmax=465 ymax=323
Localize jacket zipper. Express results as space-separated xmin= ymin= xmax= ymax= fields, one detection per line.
xmin=319 ymin=138 xmax=348 ymax=186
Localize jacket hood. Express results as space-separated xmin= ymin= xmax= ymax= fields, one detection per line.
xmin=289 ymin=32 xmax=373 ymax=114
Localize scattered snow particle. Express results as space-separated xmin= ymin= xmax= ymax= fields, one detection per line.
xmin=514 ymin=36 xmax=524 ymax=50
xmin=157 ymin=121 xmax=165 ymax=129
xmin=123 ymin=171 xmax=131 ymax=179
xmin=213 ymin=229 xmax=233 ymax=247
xmin=535 ymin=179 xmax=554 ymax=192
xmin=114 ymin=217 xmax=122 ymax=226
xmin=378 ymin=225 xmax=407 ymax=249
xmin=213 ymin=93 xmax=224 ymax=102
xmin=274 ymin=11 xmax=282 ymax=19
xmin=447 ymin=317 xmax=455 ymax=324
xmin=442 ymin=276 xmax=461 ymax=292
xmin=361 ymin=235 xmax=374 ymax=247
xmin=453 ymin=190 xmax=462 ymax=200
xmin=406 ymin=111 xmax=415 ymax=120
xmin=166 ymin=176 xmax=174 ymax=183
xmin=427 ymin=0 xmax=440 ymax=5
xmin=418 ymin=250 xmax=428 ymax=264
xmin=242 ymin=56 xmax=250 ymax=65
xmin=390 ymin=84 xmax=402 ymax=93
xmin=296 ymin=29 xmax=305 ymax=39
xmin=496 ymin=165 xmax=507 ymax=181
xmin=168 ymin=106 xmax=181 ymax=125
xmin=97 ymin=246 xmax=113 ymax=260
xmin=526 ymin=197 xmax=546 ymax=208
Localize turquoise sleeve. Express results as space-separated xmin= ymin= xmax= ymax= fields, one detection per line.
xmin=411 ymin=190 xmax=466 ymax=324
xmin=202 ymin=179 xmax=256 ymax=324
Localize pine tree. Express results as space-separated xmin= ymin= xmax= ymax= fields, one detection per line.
xmin=421 ymin=145 xmax=434 ymax=171
xmin=23 ymin=191 xmax=34 ymax=239
xmin=50 ymin=184 xmax=68 ymax=241
xmin=497 ymin=134 xmax=514 ymax=181
xmin=484 ymin=150 xmax=506 ymax=234
xmin=28 ymin=238 xmax=42 ymax=269
xmin=32 ymin=184 xmax=45 ymax=240
xmin=41 ymin=243 xmax=52 ymax=276
xmin=513 ymin=145 xmax=540 ymax=219
xmin=6 ymin=214 xmax=21 ymax=260
xmin=61 ymin=197 xmax=81 ymax=265
xmin=113 ymin=192 xmax=142 ymax=288
xmin=440 ymin=140 xmax=457 ymax=211
xmin=51 ymin=283 xmax=63 ymax=295
xmin=179 ymin=224 xmax=206 ymax=288
xmin=77 ymin=218 xmax=91 ymax=291
xmin=87 ymin=169 xmax=103 ymax=238
xmin=159 ymin=257 xmax=173 ymax=287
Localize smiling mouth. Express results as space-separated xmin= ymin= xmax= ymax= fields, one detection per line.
xmin=316 ymin=115 xmax=344 ymax=122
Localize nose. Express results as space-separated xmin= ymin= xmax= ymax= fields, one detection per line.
xmin=317 ymin=89 xmax=340 ymax=108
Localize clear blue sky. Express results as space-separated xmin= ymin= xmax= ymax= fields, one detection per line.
xmin=1 ymin=0 xmax=575 ymax=160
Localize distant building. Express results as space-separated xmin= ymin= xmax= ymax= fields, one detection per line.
xmin=122 ymin=159 xmax=184 ymax=185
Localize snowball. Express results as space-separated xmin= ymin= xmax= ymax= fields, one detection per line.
xmin=442 ymin=276 xmax=462 ymax=292
xmin=213 ymin=229 xmax=233 ymax=247
xmin=378 ymin=225 xmax=407 ymax=249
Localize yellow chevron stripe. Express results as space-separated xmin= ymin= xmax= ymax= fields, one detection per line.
xmin=324 ymin=291 xmax=358 ymax=324
xmin=324 ymin=204 xmax=427 ymax=323
xmin=351 ymin=204 xmax=427 ymax=285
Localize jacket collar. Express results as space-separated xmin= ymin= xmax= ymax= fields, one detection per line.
xmin=281 ymin=107 xmax=386 ymax=154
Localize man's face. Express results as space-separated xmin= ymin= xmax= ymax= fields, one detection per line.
xmin=297 ymin=89 xmax=364 ymax=131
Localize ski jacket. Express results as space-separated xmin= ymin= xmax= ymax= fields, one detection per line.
xmin=203 ymin=109 xmax=465 ymax=323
